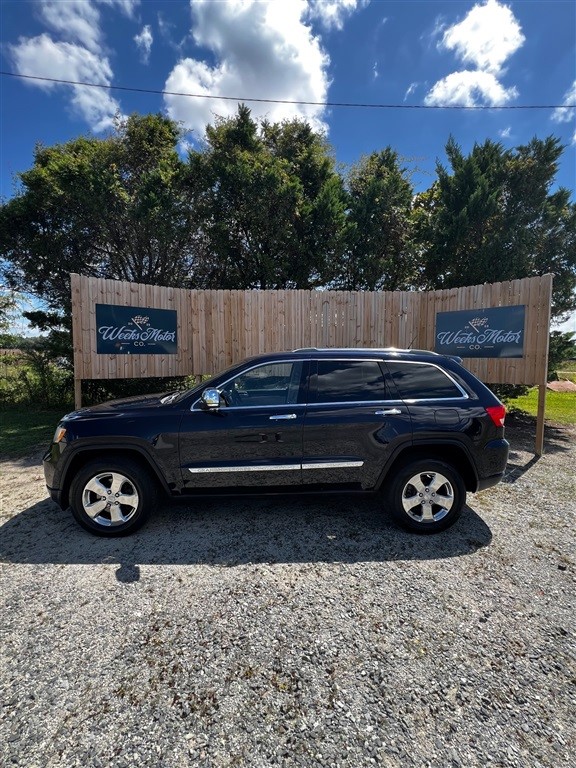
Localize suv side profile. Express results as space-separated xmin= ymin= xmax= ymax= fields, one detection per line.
xmin=43 ymin=348 xmax=509 ymax=536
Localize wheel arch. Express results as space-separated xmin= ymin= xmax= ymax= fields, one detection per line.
xmin=59 ymin=447 xmax=170 ymax=510
xmin=378 ymin=443 xmax=479 ymax=493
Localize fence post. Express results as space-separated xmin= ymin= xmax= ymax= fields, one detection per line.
xmin=74 ymin=378 xmax=82 ymax=410
xmin=535 ymin=384 xmax=546 ymax=456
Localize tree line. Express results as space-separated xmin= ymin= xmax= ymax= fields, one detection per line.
xmin=1 ymin=105 xmax=575 ymax=339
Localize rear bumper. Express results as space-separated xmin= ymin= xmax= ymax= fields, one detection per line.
xmin=475 ymin=438 xmax=509 ymax=491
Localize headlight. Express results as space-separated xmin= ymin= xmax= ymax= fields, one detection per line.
xmin=53 ymin=425 xmax=67 ymax=443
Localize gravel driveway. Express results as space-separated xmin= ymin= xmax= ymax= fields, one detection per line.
xmin=1 ymin=415 xmax=575 ymax=768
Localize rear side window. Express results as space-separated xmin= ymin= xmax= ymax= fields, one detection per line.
xmin=315 ymin=360 xmax=386 ymax=403
xmin=385 ymin=361 xmax=463 ymax=400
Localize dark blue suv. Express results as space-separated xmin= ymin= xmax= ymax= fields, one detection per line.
xmin=44 ymin=348 xmax=509 ymax=536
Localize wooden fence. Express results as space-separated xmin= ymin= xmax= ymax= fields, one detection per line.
xmin=72 ymin=273 xmax=552 ymax=386
xmin=71 ymin=273 xmax=553 ymax=451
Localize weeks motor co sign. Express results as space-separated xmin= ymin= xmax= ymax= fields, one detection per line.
xmin=96 ymin=304 xmax=177 ymax=355
xmin=435 ymin=305 xmax=526 ymax=358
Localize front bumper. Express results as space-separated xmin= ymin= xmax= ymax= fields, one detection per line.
xmin=43 ymin=445 xmax=66 ymax=509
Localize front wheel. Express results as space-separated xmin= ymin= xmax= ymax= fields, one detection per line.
xmin=385 ymin=459 xmax=465 ymax=534
xmin=69 ymin=458 xmax=156 ymax=536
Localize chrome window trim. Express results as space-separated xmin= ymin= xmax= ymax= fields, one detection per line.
xmin=383 ymin=359 xmax=469 ymax=401
xmin=191 ymin=359 xmax=305 ymax=411
xmin=307 ymin=399 xmax=402 ymax=408
xmin=189 ymin=356 xmax=469 ymax=411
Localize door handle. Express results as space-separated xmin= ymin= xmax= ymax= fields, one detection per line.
xmin=269 ymin=414 xmax=297 ymax=420
xmin=375 ymin=408 xmax=402 ymax=416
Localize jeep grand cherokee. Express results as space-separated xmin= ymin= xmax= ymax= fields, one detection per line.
xmin=43 ymin=348 xmax=509 ymax=536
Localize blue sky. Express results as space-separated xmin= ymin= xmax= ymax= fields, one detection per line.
xmin=1 ymin=0 xmax=575 ymax=203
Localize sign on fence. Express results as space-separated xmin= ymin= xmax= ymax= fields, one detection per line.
xmin=435 ymin=305 xmax=526 ymax=358
xmin=95 ymin=304 xmax=177 ymax=355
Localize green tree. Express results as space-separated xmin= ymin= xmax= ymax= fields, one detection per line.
xmin=0 ymin=113 xmax=200 ymax=329
xmin=187 ymin=105 xmax=347 ymax=289
xmin=337 ymin=149 xmax=416 ymax=290
xmin=414 ymin=136 xmax=576 ymax=320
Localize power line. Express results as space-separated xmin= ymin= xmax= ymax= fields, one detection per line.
xmin=2 ymin=70 xmax=575 ymax=111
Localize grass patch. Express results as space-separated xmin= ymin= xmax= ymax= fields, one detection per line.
xmin=0 ymin=408 xmax=68 ymax=458
xmin=506 ymin=388 xmax=576 ymax=426
xmin=556 ymin=370 xmax=576 ymax=384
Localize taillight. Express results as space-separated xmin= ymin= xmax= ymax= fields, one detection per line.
xmin=486 ymin=404 xmax=506 ymax=427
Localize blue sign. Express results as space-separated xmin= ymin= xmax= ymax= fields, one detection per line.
xmin=435 ymin=305 xmax=525 ymax=358
xmin=96 ymin=304 xmax=177 ymax=355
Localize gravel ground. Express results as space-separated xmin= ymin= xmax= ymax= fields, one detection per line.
xmin=1 ymin=415 xmax=575 ymax=768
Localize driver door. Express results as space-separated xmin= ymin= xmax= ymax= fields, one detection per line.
xmin=179 ymin=360 xmax=308 ymax=489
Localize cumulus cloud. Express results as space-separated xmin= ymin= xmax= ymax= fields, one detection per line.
xmin=306 ymin=0 xmax=369 ymax=31
xmin=164 ymin=0 xmax=339 ymax=136
xmin=134 ymin=24 xmax=153 ymax=64
xmin=440 ymin=0 xmax=524 ymax=74
xmin=425 ymin=0 xmax=524 ymax=107
xmin=551 ymin=80 xmax=576 ymax=144
xmin=38 ymin=0 xmax=102 ymax=53
xmin=9 ymin=0 xmax=130 ymax=131
xmin=10 ymin=34 xmax=120 ymax=131
xmin=425 ymin=71 xmax=517 ymax=107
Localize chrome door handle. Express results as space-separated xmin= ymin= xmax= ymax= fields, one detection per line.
xmin=375 ymin=408 xmax=401 ymax=416
xmin=269 ymin=414 xmax=297 ymax=420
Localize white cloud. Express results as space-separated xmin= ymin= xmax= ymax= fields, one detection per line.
xmin=96 ymin=0 xmax=139 ymax=18
xmin=10 ymin=34 xmax=120 ymax=130
xmin=425 ymin=0 xmax=523 ymax=107
xmin=498 ymin=126 xmax=512 ymax=139
xmin=424 ymin=70 xmax=518 ymax=107
xmin=306 ymin=0 xmax=369 ymax=31
xmin=404 ymin=82 xmax=418 ymax=101
xmin=164 ymin=0 xmax=337 ymax=136
xmin=440 ymin=0 xmax=524 ymax=74
xmin=8 ymin=0 xmax=132 ymax=131
xmin=552 ymin=80 xmax=576 ymax=144
xmin=38 ymin=0 xmax=102 ymax=53
xmin=134 ymin=24 xmax=153 ymax=64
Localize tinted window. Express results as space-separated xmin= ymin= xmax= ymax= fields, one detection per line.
xmin=315 ymin=360 xmax=386 ymax=403
xmin=221 ymin=361 xmax=303 ymax=406
xmin=385 ymin=362 xmax=462 ymax=400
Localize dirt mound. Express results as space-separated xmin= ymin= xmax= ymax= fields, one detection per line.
xmin=547 ymin=379 xmax=576 ymax=392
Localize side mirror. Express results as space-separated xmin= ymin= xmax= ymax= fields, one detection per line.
xmin=201 ymin=388 xmax=221 ymax=410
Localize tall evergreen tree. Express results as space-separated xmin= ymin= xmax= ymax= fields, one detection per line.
xmin=414 ymin=136 xmax=576 ymax=319
xmin=187 ymin=105 xmax=347 ymax=289
xmin=337 ymin=149 xmax=416 ymax=291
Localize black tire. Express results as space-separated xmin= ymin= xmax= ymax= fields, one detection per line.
xmin=69 ymin=458 xmax=157 ymax=536
xmin=385 ymin=459 xmax=465 ymax=534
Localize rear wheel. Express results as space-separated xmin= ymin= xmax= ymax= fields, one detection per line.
xmin=69 ymin=458 xmax=156 ymax=536
xmin=386 ymin=459 xmax=465 ymax=534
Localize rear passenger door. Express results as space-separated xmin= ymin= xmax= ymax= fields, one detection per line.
xmin=301 ymin=358 xmax=412 ymax=490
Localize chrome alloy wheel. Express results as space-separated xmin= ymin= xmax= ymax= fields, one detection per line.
xmin=401 ymin=470 xmax=454 ymax=523
xmin=81 ymin=471 xmax=140 ymax=527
